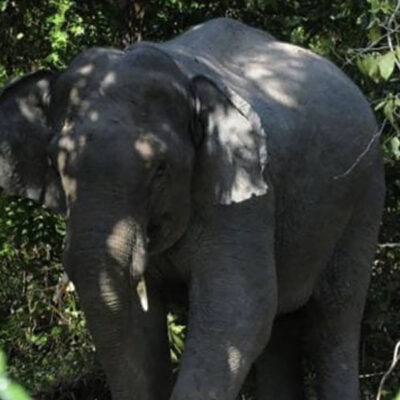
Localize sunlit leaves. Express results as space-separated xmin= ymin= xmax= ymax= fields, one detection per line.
xmin=0 ymin=196 xmax=94 ymax=392
xmin=0 ymin=0 xmax=8 ymax=12
xmin=0 ymin=352 xmax=30 ymax=400
xmin=352 ymin=0 xmax=400 ymax=168
xmin=357 ymin=51 xmax=398 ymax=82
xmin=0 ymin=382 xmax=30 ymax=400
xmin=378 ymin=51 xmax=397 ymax=80
xmin=368 ymin=20 xmax=382 ymax=42
xmin=167 ymin=314 xmax=186 ymax=368
xmin=389 ymin=136 xmax=400 ymax=159
xmin=46 ymin=0 xmax=73 ymax=67
xmin=357 ymin=54 xmax=380 ymax=80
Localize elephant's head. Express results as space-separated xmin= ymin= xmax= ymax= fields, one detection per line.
xmin=0 ymin=44 xmax=267 ymax=309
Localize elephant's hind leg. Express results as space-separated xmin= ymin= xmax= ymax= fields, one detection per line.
xmin=305 ymin=173 xmax=384 ymax=400
xmin=255 ymin=311 xmax=305 ymax=400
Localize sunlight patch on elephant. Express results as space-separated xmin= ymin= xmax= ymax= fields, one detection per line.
xmin=101 ymin=71 xmax=117 ymax=90
xmin=89 ymin=110 xmax=99 ymax=122
xmin=262 ymin=81 xmax=298 ymax=108
xmin=59 ymin=130 xmax=76 ymax=150
xmin=206 ymin=102 xmax=268 ymax=204
xmin=77 ymin=63 xmax=94 ymax=76
xmin=57 ymin=134 xmax=79 ymax=204
xmin=190 ymin=22 xmax=204 ymax=31
xmin=16 ymin=97 xmax=37 ymax=122
xmin=134 ymin=137 xmax=155 ymax=161
xmin=36 ymin=77 xmax=51 ymax=98
xmin=69 ymin=87 xmax=81 ymax=106
xmin=244 ymin=63 xmax=274 ymax=81
xmin=59 ymin=173 xmax=77 ymax=205
xmin=134 ymin=133 xmax=167 ymax=164
xmin=227 ymin=345 xmax=242 ymax=374
xmin=106 ymin=218 xmax=134 ymax=261
xmin=68 ymin=87 xmax=91 ymax=115
xmin=58 ymin=168 xmax=77 ymax=205
xmin=99 ymin=269 xmax=122 ymax=313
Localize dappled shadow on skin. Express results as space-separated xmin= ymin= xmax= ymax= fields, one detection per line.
xmin=164 ymin=17 xmax=377 ymax=183
xmin=0 ymin=22 xmax=304 ymax=398
xmin=46 ymin=44 xmax=200 ymax=399
xmin=52 ymin=53 xmax=147 ymax=290
xmin=42 ymin=41 xmax=275 ymax=398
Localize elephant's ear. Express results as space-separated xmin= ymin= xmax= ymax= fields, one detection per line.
xmin=192 ymin=75 xmax=268 ymax=206
xmin=0 ymin=71 xmax=66 ymax=213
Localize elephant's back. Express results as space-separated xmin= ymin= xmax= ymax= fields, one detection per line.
xmin=164 ymin=18 xmax=379 ymax=182
xmin=164 ymin=18 xmax=383 ymax=313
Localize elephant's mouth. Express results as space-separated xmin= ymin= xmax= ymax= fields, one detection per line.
xmin=147 ymin=214 xmax=185 ymax=255
xmin=147 ymin=220 xmax=172 ymax=255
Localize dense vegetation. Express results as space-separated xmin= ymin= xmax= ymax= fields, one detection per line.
xmin=0 ymin=1 xmax=399 ymax=399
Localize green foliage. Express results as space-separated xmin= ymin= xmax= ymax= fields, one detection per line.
xmin=351 ymin=0 xmax=400 ymax=159
xmin=0 ymin=1 xmax=399 ymax=399
xmin=167 ymin=313 xmax=186 ymax=368
xmin=0 ymin=352 xmax=30 ymax=400
xmin=0 ymin=196 xmax=94 ymax=392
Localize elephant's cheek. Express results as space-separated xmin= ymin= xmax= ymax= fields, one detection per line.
xmin=148 ymin=211 xmax=189 ymax=255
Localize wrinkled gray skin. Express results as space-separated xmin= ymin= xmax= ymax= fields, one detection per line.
xmin=0 ymin=18 xmax=385 ymax=400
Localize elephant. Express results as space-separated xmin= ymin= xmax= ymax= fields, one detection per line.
xmin=0 ymin=17 xmax=385 ymax=400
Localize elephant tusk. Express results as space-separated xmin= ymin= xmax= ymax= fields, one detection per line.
xmin=136 ymin=276 xmax=149 ymax=312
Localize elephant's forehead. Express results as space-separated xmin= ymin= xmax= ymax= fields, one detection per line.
xmin=53 ymin=48 xmax=125 ymax=110
xmin=65 ymin=47 xmax=123 ymax=83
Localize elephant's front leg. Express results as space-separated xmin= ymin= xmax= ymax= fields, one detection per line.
xmin=171 ymin=226 xmax=277 ymax=399
xmin=68 ymin=262 xmax=172 ymax=400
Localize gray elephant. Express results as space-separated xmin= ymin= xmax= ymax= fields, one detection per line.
xmin=0 ymin=18 xmax=385 ymax=400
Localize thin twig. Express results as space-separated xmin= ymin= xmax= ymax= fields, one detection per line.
xmin=344 ymin=26 xmax=400 ymax=66
xmin=378 ymin=243 xmax=400 ymax=249
xmin=386 ymin=0 xmax=400 ymax=70
xmin=345 ymin=1 xmax=400 ymax=67
xmin=360 ymin=372 xmax=385 ymax=379
xmin=333 ymin=121 xmax=385 ymax=180
xmin=376 ymin=340 xmax=400 ymax=400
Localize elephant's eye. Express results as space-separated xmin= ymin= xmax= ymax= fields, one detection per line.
xmin=154 ymin=161 xmax=168 ymax=178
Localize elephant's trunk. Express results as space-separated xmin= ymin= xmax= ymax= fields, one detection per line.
xmin=63 ymin=205 xmax=150 ymax=311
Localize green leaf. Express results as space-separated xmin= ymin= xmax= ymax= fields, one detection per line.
xmin=368 ymin=21 xmax=381 ymax=42
xmin=368 ymin=0 xmax=381 ymax=13
xmin=384 ymin=99 xmax=395 ymax=122
xmin=0 ymin=380 xmax=31 ymax=400
xmin=357 ymin=55 xmax=379 ymax=79
xmin=389 ymin=136 xmax=400 ymax=159
xmin=378 ymin=51 xmax=396 ymax=80
xmin=0 ymin=352 xmax=6 ymax=374
xmin=396 ymin=46 xmax=400 ymax=61
xmin=0 ymin=0 xmax=8 ymax=12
